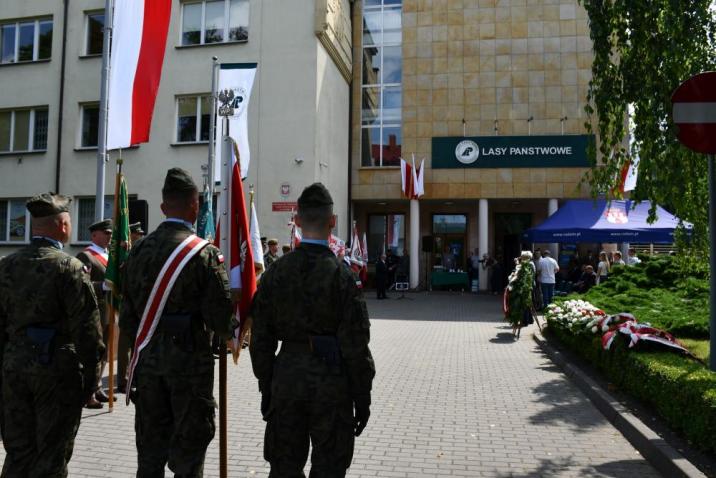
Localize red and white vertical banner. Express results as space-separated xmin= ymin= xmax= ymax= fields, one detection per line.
xmin=107 ymin=0 xmax=172 ymax=149
xmin=620 ymin=155 xmax=640 ymax=193
xmin=400 ymin=158 xmax=414 ymax=199
xmin=214 ymin=63 xmax=258 ymax=181
xmin=215 ymin=140 xmax=257 ymax=361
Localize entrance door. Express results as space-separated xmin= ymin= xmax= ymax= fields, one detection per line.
xmin=494 ymin=213 xmax=532 ymax=278
xmin=432 ymin=214 xmax=468 ymax=270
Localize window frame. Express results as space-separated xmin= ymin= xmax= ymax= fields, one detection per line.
xmin=0 ymin=198 xmax=31 ymax=245
xmin=0 ymin=106 xmax=49 ymax=154
xmin=179 ymin=0 xmax=249 ymax=47
xmin=366 ymin=212 xmax=406 ymax=262
xmin=360 ymin=2 xmax=402 ymax=168
xmin=74 ymin=196 xmax=114 ymax=244
xmin=83 ymin=10 xmax=104 ymax=57
xmin=77 ymin=102 xmax=100 ymax=150
xmin=174 ymin=94 xmax=211 ymax=144
xmin=0 ymin=17 xmax=52 ymax=64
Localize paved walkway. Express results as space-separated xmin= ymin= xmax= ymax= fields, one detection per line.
xmin=7 ymin=293 xmax=661 ymax=477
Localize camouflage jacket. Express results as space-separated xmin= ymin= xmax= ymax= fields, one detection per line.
xmin=76 ymin=247 xmax=107 ymax=325
xmin=0 ymin=238 xmax=104 ymax=391
xmin=119 ymin=222 xmax=233 ymax=376
xmin=250 ymin=243 xmax=375 ymax=399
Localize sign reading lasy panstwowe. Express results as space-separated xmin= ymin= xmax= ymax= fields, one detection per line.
xmin=432 ymin=135 xmax=594 ymax=169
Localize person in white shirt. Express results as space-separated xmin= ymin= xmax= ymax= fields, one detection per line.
xmin=613 ymin=251 xmax=626 ymax=266
xmin=596 ymin=251 xmax=611 ymax=284
xmin=627 ymin=247 xmax=641 ymax=266
xmin=537 ymin=250 xmax=559 ymax=307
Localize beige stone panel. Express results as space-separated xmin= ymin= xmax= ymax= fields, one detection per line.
xmin=403 ymin=1 xmax=417 ymax=12
xmin=433 ymin=169 xmax=466 ymax=183
xmin=449 ymin=182 xmax=466 ymax=198
xmin=480 ymin=71 xmax=496 ymax=87
xmin=496 ymin=55 xmax=511 ymax=72
xmin=404 ymin=27 xmax=418 ymax=43
xmin=563 ymin=183 xmax=583 ymax=198
xmin=527 ymin=21 xmax=544 ymax=38
xmin=546 ymin=182 xmax=564 ymax=198
xmin=417 ymin=89 xmax=433 ymax=106
xmin=560 ymin=36 xmax=578 ymax=53
xmin=511 ymin=103 xmax=528 ymax=120
xmin=404 ymin=43 xmax=418 ymax=59
xmin=464 ymin=183 xmax=482 ymax=198
xmin=497 ymin=169 xmax=512 ymax=183
xmin=545 ymin=86 xmax=561 ymax=103
xmin=544 ymin=36 xmax=561 ymax=53
xmin=561 ymin=69 xmax=578 ymax=86
xmin=434 ymin=0 xmax=448 ymax=9
xmin=528 ymin=71 xmax=545 ymax=86
xmin=544 ymin=52 xmax=560 ymax=70
xmin=448 ymin=0 xmax=464 ymax=9
xmin=504 ymin=87 xmax=518 ymax=103
xmin=544 ymin=4 xmax=559 ymax=20
xmin=432 ymin=74 xmax=448 ymax=89
xmin=418 ymin=11 xmax=433 ymax=26
xmin=430 ymin=183 xmax=449 ymax=198
xmin=512 ymin=121 xmax=528 ymax=135
xmin=403 ymin=74 xmax=417 ymax=89
xmin=417 ymin=74 xmax=432 ymax=89
xmin=465 ymin=169 xmax=482 ymax=182
xmin=448 ymin=73 xmax=464 ymax=89
xmin=431 ymin=41 xmax=447 ymax=58
xmin=528 ymin=37 xmax=544 ymax=54
xmin=480 ymin=23 xmax=496 ymax=39
xmin=465 ymin=73 xmax=479 ymax=89
xmin=512 ymin=38 xmax=527 ymax=55
xmin=432 ymin=121 xmax=448 ymax=136
xmin=560 ymin=20 xmax=577 ymax=36
xmin=511 ymin=5 xmax=527 ymax=21
xmin=447 ymin=107 xmax=465 ymax=121
xmin=511 ymin=22 xmax=528 ymax=39
xmin=561 ymin=52 xmax=577 ymax=69
xmin=358 ymin=170 xmax=375 ymax=184
xmin=528 ymin=53 xmax=545 ymax=70
xmin=465 ymin=88 xmax=480 ymax=105
xmin=404 ymin=88 xmax=417 ymax=107
xmin=417 ymin=26 xmax=433 ymax=42
xmin=562 ymin=168 xmax=584 ymax=183
xmin=417 ymin=44 xmax=432 ymax=60
xmin=433 ymin=88 xmax=448 ymax=105
xmin=446 ymin=40 xmax=462 ymax=57
xmin=433 ymin=25 xmax=448 ymax=42
xmin=448 ymin=89 xmax=465 ymax=105
xmin=416 ymin=58 xmax=431 ymax=74
xmin=465 ymin=40 xmax=480 ymax=56
xmin=433 ymin=104 xmax=448 ymax=120
xmin=478 ymin=7 xmax=496 ymax=23
xmin=480 ymin=39 xmax=496 ymax=55
xmin=480 ymin=103 xmax=497 ymax=120
xmin=403 ymin=59 xmax=417 ymax=76
xmin=544 ymin=70 xmax=561 ymax=86
xmin=447 ymin=11 xmax=464 ymax=26
xmin=576 ymin=20 xmax=589 ymax=36
xmin=480 ymin=55 xmax=496 ymax=71
xmin=578 ymin=68 xmax=591 ymax=86
xmin=416 ymin=138 xmax=431 ymax=153
xmin=464 ymin=56 xmax=480 ymax=73
xmin=577 ymin=52 xmax=593 ymax=70
xmin=543 ymin=20 xmax=560 ymax=37
xmin=513 ymin=70 xmax=529 ymax=87
xmin=530 ymin=168 xmax=547 ymax=183
xmin=495 ymin=22 xmax=511 ymax=39
xmin=403 ymin=120 xmax=417 ymax=137
xmin=447 ymin=57 xmax=464 ymax=72
xmin=417 ymin=121 xmax=432 ymax=137
xmin=464 ymin=106 xmax=480 ymax=122
xmin=495 ymin=6 xmax=509 ymax=22
xmin=497 ymin=104 xmax=512 ymax=120
xmin=463 ymin=22 xmax=479 ymax=39
xmin=478 ymin=87 xmax=496 ymax=105
xmin=511 ymin=168 xmax=530 ymax=182
xmin=529 ymin=86 xmax=546 ymax=103
xmin=464 ymin=8 xmax=480 ymax=24
xmin=448 ymin=25 xmax=464 ymax=41
xmin=545 ymin=102 xmax=563 ymax=118
xmin=480 ymin=183 xmax=496 ymax=197
xmin=562 ymin=85 xmax=578 ymax=103
xmin=528 ymin=102 xmax=546 ymax=119
xmin=496 ymin=71 xmax=511 ymax=87
xmin=576 ymin=36 xmax=591 ymax=53
xmin=478 ymin=169 xmax=497 ymax=183
xmin=434 ymin=10 xmax=448 ymax=24
xmin=495 ymin=184 xmax=515 ymax=198
xmin=512 ymin=54 xmax=528 ymax=71
xmin=530 ymin=182 xmax=547 ymax=197
xmin=513 ymin=182 xmax=531 ymax=196
xmin=404 ymin=12 xmax=418 ymax=28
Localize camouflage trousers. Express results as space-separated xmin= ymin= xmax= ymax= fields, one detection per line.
xmin=264 ymin=397 xmax=355 ymax=478
xmin=1 ymin=364 xmax=84 ymax=477
xmin=134 ymin=370 xmax=216 ymax=478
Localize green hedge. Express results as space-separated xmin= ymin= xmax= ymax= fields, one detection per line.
xmin=546 ymin=319 xmax=716 ymax=454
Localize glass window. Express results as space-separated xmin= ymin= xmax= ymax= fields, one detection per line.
xmin=0 ymin=201 xmax=6 ymax=241
xmin=13 ymin=110 xmax=30 ymax=151
xmin=0 ymin=111 xmax=10 ymax=152
xmin=229 ymin=0 xmax=249 ymax=41
xmin=204 ymin=0 xmax=225 ymax=43
xmin=367 ymin=214 xmax=406 ymax=261
xmin=77 ymin=197 xmax=113 ymax=242
xmin=38 ymin=20 xmax=52 ymax=59
xmin=200 ymin=96 xmax=212 ymax=141
xmin=0 ymin=19 xmax=52 ymax=63
xmin=8 ymin=200 xmax=28 ymax=242
xmin=182 ymin=2 xmax=202 ymax=45
xmin=433 ymin=215 xmax=468 ymax=234
xmin=176 ymin=95 xmax=211 ymax=143
xmin=181 ymin=0 xmax=249 ymax=46
xmin=34 ymin=109 xmax=48 ymax=150
xmin=361 ymin=1 xmax=402 ymax=167
xmin=86 ymin=13 xmax=104 ymax=55
xmin=1 ymin=24 xmax=15 ymax=63
xmin=81 ymin=105 xmax=99 ymax=148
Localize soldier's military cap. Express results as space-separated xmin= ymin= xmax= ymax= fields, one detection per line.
xmin=129 ymin=222 xmax=145 ymax=234
xmin=162 ymin=167 xmax=198 ymax=194
xmin=298 ymin=183 xmax=333 ymax=208
xmin=88 ymin=219 xmax=113 ymax=232
xmin=26 ymin=193 xmax=72 ymax=218
xmin=267 ymin=238 xmax=279 ymax=246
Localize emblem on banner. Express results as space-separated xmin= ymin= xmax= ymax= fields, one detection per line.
xmin=230 ymin=86 xmax=248 ymax=117
xmin=455 ymin=140 xmax=479 ymax=164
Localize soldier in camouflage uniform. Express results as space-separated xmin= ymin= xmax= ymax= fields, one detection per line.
xmin=119 ymin=168 xmax=234 ymax=477
xmin=264 ymin=239 xmax=279 ymax=269
xmin=251 ymin=183 xmax=375 ymax=477
xmin=0 ymin=193 xmax=104 ymax=477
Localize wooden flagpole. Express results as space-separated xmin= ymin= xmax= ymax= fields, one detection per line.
xmin=107 ymin=158 xmax=122 ymax=411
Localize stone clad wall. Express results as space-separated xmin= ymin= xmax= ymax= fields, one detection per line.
xmin=351 ymin=0 xmax=596 ymax=200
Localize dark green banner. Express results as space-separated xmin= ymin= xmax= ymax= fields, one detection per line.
xmin=432 ymin=135 xmax=594 ymax=169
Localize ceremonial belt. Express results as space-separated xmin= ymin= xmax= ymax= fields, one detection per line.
xmin=125 ymin=234 xmax=209 ymax=404
xmin=84 ymin=246 xmax=108 ymax=267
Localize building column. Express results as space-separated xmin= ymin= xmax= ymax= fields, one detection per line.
xmin=548 ymin=198 xmax=559 ymax=258
xmin=478 ymin=199 xmax=488 ymax=291
xmin=410 ymin=199 xmax=420 ymax=289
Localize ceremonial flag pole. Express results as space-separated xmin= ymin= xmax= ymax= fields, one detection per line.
xmin=95 ymin=0 xmax=113 ymax=221
xmin=208 ymin=56 xmax=219 ymax=199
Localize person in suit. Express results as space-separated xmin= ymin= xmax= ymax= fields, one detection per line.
xmin=375 ymin=254 xmax=388 ymax=299
xmin=76 ymin=218 xmax=113 ymax=409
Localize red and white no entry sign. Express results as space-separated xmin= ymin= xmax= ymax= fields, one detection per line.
xmin=672 ymin=71 xmax=716 ymax=154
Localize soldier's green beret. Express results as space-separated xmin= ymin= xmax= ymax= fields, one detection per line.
xmin=88 ymin=219 xmax=113 ymax=232
xmin=129 ymin=222 xmax=144 ymax=234
xmin=26 ymin=193 xmax=72 ymax=218
xmin=267 ymin=238 xmax=279 ymax=246
xmin=298 ymin=183 xmax=333 ymax=208
xmin=162 ymin=167 xmax=198 ymax=194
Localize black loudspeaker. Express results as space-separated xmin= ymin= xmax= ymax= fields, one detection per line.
xmin=422 ymin=235 xmax=433 ymax=252
xmin=129 ymin=199 xmax=149 ymax=232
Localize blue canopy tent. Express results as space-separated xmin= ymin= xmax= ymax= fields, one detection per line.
xmin=523 ymin=200 xmax=688 ymax=244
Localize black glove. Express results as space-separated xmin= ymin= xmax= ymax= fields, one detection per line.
xmin=353 ymin=395 xmax=371 ymax=437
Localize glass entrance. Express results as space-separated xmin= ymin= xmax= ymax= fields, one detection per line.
xmin=432 ymin=214 xmax=467 ymax=270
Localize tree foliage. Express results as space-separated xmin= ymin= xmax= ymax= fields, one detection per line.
xmin=580 ymin=1 xmax=716 ymax=254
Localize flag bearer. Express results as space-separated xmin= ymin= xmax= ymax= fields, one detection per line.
xmin=119 ymin=168 xmax=234 ymax=477
xmin=250 ymin=183 xmax=376 ymax=477
xmin=0 ymin=194 xmax=104 ymax=476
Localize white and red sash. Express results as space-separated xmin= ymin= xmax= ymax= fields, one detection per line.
xmin=84 ymin=244 xmax=108 ymax=268
xmin=125 ymin=234 xmax=209 ymax=404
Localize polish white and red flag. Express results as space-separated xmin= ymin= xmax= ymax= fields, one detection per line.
xmin=106 ymin=0 xmax=172 ymax=150
xmin=400 ymin=155 xmax=425 ymax=199
xmin=215 ymin=140 xmax=257 ymax=362
xmin=617 ymin=155 xmax=639 ymax=193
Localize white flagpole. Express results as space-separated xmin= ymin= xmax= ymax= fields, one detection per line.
xmin=207 ymin=56 xmax=219 ymax=199
xmin=95 ymin=0 xmax=113 ymax=221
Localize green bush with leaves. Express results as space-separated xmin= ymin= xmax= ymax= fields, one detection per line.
xmin=546 ymin=321 xmax=716 ymax=454
xmin=573 ymin=255 xmax=709 ymax=338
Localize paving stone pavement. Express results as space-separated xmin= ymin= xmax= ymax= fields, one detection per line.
xmin=2 ymin=293 xmax=663 ymax=477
